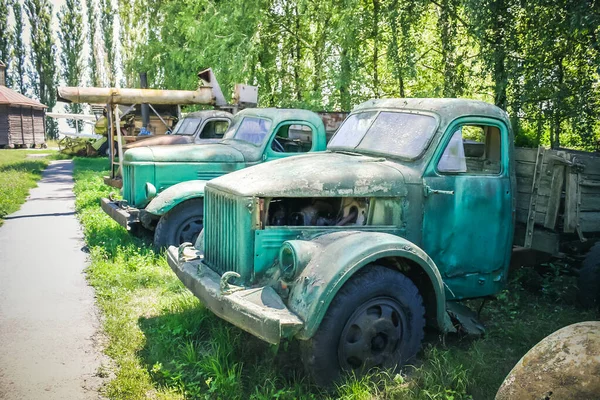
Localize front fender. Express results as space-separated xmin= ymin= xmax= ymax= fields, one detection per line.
xmin=145 ymin=180 xmax=207 ymax=216
xmin=286 ymin=231 xmax=453 ymax=340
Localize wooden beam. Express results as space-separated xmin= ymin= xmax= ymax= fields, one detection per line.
xmin=544 ymin=160 xmax=566 ymax=229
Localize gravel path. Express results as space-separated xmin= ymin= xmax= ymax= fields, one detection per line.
xmin=0 ymin=160 xmax=105 ymax=400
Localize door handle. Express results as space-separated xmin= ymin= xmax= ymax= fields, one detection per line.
xmin=424 ymin=184 xmax=455 ymax=197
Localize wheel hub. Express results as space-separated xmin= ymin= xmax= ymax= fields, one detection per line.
xmin=338 ymin=297 xmax=406 ymax=371
xmin=176 ymin=218 xmax=203 ymax=244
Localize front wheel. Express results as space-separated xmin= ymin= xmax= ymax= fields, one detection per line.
xmin=153 ymin=199 xmax=204 ymax=248
xmin=300 ymin=265 xmax=425 ymax=386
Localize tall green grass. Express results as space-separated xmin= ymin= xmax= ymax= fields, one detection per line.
xmin=0 ymin=149 xmax=60 ymax=224
xmin=73 ymin=157 xmax=599 ymax=400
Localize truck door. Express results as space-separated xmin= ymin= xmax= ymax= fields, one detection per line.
xmin=264 ymin=121 xmax=319 ymax=161
xmin=421 ymin=118 xmax=513 ymax=299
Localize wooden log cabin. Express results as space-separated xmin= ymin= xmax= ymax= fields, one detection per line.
xmin=0 ymin=60 xmax=47 ymax=148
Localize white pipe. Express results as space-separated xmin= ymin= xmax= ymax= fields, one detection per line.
xmin=57 ymin=86 xmax=216 ymax=105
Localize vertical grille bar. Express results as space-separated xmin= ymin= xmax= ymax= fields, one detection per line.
xmin=204 ymin=187 xmax=247 ymax=278
xmin=122 ymin=165 xmax=134 ymax=204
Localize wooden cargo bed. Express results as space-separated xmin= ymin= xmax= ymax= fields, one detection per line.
xmin=514 ymin=147 xmax=600 ymax=254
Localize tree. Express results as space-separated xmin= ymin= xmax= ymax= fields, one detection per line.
xmin=86 ymin=0 xmax=100 ymax=86
xmin=100 ymin=0 xmax=115 ymax=86
xmin=25 ymin=0 xmax=58 ymax=139
xmin=11 ymin=1 xmax=28 ymax=94
xmin=58 ymin=0 xmax=85 ymax=130
xmin=0 ymin=0 xmax=12 ymax=87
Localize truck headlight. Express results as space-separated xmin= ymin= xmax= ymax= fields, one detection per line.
xmin=278 ymin=240 xmax=320 ymax=281
xmin=145 ymin=182 xmax=157 ymax=200
xmin=279 ymin=243 xmax=297 ymax=280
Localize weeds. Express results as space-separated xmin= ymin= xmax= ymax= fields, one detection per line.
xmin=73 ymin=157 xmax=599 ymax=400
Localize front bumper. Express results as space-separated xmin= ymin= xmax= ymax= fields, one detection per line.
xmin=100 ymin=198 xmax=140 ymax=230
xmin=166 ymin=245 xmax=304 ymax=344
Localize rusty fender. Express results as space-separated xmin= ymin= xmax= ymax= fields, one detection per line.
xmin=284 ymin=231 xmax=454 ymax=340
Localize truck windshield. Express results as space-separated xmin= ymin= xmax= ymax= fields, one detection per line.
xmin=223 ymin=116 xmax=272 ymax=146
xmin=328 ymin=111 xmax=437 ymax=159
xmin=172 ymin=117 xmax=202 ymax=135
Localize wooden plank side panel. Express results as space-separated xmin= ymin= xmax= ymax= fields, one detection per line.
xmin=580 ymin=212 xmax=600 ymax=232
xmin=514 ymin=223 xmax=560 ymax=255
xmin=544 ymin=164 xmax=565 ymax=229
xmin=569 ymin=151 xmax=600 ymax=176
xmin=514 ymin=147 xmax=539 ymax=163
xmin=7 ymin=110 xmax=22 ymax=146
xmin=20 ymin=108 xmax=34 ymax=145
xmin=564 ymin=169 xmax=578 ymax=233
xmin=33 ymin=110 xmax=45 ymax=144
xmin=516 ymin=206 xmax=546 ymax=225
xmin=0 ymin=105 xmax=9 ymax=145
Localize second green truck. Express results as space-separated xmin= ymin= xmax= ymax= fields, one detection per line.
xmin=101 ymin=108 xmax=342 ymax=246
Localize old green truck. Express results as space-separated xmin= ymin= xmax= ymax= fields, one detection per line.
xmin=166 ymin=98 xmax=600 ymax=384
xmin=101 ymin=107 xmax=342 ymax=246
xmin=124 ymin=110 xmax=233 ymax=149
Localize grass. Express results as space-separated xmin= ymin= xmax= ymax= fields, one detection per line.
xmin=0 ymin=149 xmax=63 ymax=225
xmin=73 ymin=157 xmax=599 ymax=400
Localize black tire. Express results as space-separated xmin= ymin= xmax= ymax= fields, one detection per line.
xmin=153 ymin=199 xmax=204 ymax=248
xmin=97 ymin=140 xmax=109 ymax=156
xmin=300 ymin=265 xmax=425 ymax=386
xmin=578 ymin=242 xmax=600 ymax=309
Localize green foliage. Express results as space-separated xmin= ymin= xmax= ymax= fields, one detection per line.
xmin=86 ymin=0 xmax=100 ymax=86
xmin=25 ymin=0 xmax=57 ymax=139
xmin=117 ymin=0 xmax=599 ymax=149
xmin=11 ymin=1 xmax=28 ymax=95
xmin=100 ymin=0 xmax=115 ymax=86
xmin=58 ymin=0 xmax=85 ymax=130
xmin=0 ymin=0 xmax=12 ymax=86
xmin=72 ymin=159 xmax=599 ymax=400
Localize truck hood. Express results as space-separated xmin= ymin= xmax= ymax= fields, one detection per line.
xmin=123 ymin=143 xmax=245 ymax=163
xmin=208 ymin=152 xmax=407 ymax=197
xmin=124 ymin=135 xmax=193 ymax=148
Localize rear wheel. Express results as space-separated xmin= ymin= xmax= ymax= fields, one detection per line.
xmin=578 ymin=242 xmax=600 ymax=309
xmin=153 ymin=199 xmax=204 ymax=248
xmin=300 ymin=265 xmax=425 ymax=386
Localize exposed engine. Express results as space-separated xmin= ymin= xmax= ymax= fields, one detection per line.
xmin=266 ymin=197 xmax=369 ymax=227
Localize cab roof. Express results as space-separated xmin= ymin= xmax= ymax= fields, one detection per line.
xmin=186 ymin=110 xmax=233 ymax=119
xmin=353 ymin=98 xmax=510 ymax=125
xmin=234 ymin=107 xmax=325 ymax=130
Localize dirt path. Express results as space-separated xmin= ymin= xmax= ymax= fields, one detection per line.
xmin=0 ymin=160 xmax=105 ymax=400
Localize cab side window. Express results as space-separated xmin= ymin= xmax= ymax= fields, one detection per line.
xmin=438 ymin=124 xmax=502 ymax=174
xmin=271 ymin=123 xmax=314 ymax=153
xmin=199 ymin=119 xmax=230 ymax=139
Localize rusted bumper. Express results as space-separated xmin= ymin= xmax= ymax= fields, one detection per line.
xmin=166 ymin=245 xmax=304 ymax=344
xmin=100 ymin=198 xmax=140 ymax=230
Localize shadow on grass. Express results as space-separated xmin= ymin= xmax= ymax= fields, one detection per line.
xmin=137 ymin=306 xmax=312 ymax=399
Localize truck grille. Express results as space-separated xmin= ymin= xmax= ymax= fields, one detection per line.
xmin=122 ymin=165 xmax=134 ymax=204
xmin=204 ymin=187 xmax=252 ymax=280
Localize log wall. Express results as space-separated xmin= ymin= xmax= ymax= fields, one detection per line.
xmin=5 ymin=106 xmax=45 ymax=146
xmin=0 ymin=105 xmax=9 ymax=145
